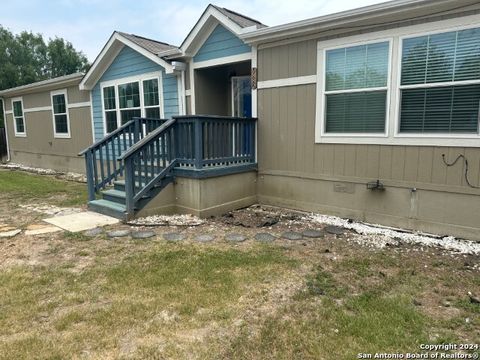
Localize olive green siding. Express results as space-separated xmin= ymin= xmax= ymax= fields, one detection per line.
xmin=5 ymin=87 xmax=92 ymax=173
xmin=256 ymin=34 xmax=480 ymax=240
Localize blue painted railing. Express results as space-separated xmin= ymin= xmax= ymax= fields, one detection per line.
xmin=81 ymin=115 xmax=257 ymax=216
xmin=79 ymin=117 xmax=167 ymax=200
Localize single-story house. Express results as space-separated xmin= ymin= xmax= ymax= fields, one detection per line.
xmin=2 ymin=0 xmax=480 ymax=241
xmin=0 ymin=73 xmax=91 ymax=172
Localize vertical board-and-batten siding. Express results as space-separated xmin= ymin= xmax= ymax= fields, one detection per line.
xmin=193 ymin=24 xmax=251 ymax=62
xmin=92 ymin=46 xmax=179 ymax=141
xmin=257 ymin=39 xmax=480 ymax=191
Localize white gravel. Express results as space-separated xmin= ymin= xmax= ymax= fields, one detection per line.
xmin=0 ymin=163 xmax=86 ymax=182
xmin=128 ymin=214 xmax=204 ymax=226
xmin=308 ymin=213 xmax=480 ymax=255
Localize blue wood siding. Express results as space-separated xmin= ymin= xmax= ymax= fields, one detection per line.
xmin=91 ymin=46 xmax=179 ymax=141
xmin=193 ymin=25 xmax=251 ymax=62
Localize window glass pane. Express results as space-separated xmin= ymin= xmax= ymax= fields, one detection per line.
xmin=402 ymin=28 xmax=480 ymax=85
xmin=120 ymin=109 xmax=141 ymax=125
xmin=143 ymin=79 xmax=159 ymax=107
xmin=325 ymin=91 xmax=386 ymax=133
xmin=15 ymin=117 xmax=25 ymax=133
xmin=55 ymin=114 xmax=68 ymax=134
xmin=401 ymin=36 xmax=428 ymax=85
xmin=52 ymin=94 xmax=66 ymax=114
xmin=325 ymin=48 xmax=345 ymax=91
xmin=345 ymin=45 xmax=366 ymax=89
xmin=426 ymin=32 xmax=456 ymax=83
xmin=455 ymin=28 xmax=480 ymax=81
xmin=145 ymin=107 xmax=160 ymax=119
xmin=103 ymin=86 xmax=116 ymax=110
xmin=366 ymin=42 xmax=389 ymax=88
xmin=105 ymin=111 xmax=118 ymax=133
xmin=326 ymin=42 xmax=389 ymax=91
xmin=13 ymin=101 xmax=23 ymax=117
xmin=118 ymin=82 xmax=140 ymax=109
xmin=400 ymin=84 xmax=480 ymax=133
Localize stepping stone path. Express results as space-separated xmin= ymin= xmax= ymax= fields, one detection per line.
xmin=84 ymin=227 xmax=103 ymax=237
xmin=324 ymin=226 xmax=346 ymax=235
xmin=302 ymin=229 xmax=324 ymax=238
xmin=0 ymin=229 xmax=21 ymax=238
xmin=282 ymin=231 xmax=303 ymax=240
xmin=163 ymin=233 xmax=186 ymax=241
xmin=195 ymin=234 xmax=215 ymax=242
xmin=225 ymin=233 xmax=247 ymax=242
xmin=107 ymin=230 xmax=130 ymax=238
xmin=132 ymin=231 xmax=156 ymax=239
xmin=255 ymin=233 xmax=276 ymax=242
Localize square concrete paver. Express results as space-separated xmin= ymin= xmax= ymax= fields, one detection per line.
xmin=44 ymin=211 xmax=119 ymax=232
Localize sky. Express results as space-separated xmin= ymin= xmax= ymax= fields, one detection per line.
xmin=1 ymin=0 xmax=388 ymax=61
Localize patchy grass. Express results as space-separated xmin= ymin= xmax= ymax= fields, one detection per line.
xmin=0 ymin=244 xmax=297 ymax=359
xmin=0 ymin=169 xmax=87 ymax=206
xmin=0 ymin=171 xmax=478 ymax=359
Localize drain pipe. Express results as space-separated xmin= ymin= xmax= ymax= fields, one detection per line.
xmin=0 ymin=97 xmax=10 ymax=162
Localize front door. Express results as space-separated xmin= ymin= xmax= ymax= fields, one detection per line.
xmin=231 ymin=76 xmax=251 ymax=118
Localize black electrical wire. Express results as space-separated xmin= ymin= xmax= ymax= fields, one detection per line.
xmin=441 ymin=154 xmax=480 ymax=189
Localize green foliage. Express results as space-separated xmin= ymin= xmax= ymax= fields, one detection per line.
xmin=0 ymin=25 xmax=89 ymax=91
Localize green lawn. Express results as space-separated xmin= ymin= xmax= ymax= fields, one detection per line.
xmin=0 ymin=169 xmax=87 ymax=206
xmin=0 ymin=170 xmax=478 ymax=359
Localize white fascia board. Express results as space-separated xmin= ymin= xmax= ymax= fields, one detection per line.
xmin=80 ymin=33 xmax=174 ymax=90
xmin=241 ymin=0 xmax=458 ymax=43
xmin=180 ymin=5 xmax=245 ymax=56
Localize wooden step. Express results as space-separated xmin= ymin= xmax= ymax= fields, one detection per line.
xmin=102 ymin=189 xmax=126 ymax=205
xmin=88 ymin=199 xmax=127 ymax=220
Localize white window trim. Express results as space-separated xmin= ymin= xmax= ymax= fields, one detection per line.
xmin=317 ymin=37 xmax=393 ymax=139
xmin=11 ymin=97 xmax=26 ymax=137
xmin=100 ymin=71 xmax=164 ymax=135
xmin=314 ymin=13 xmax=480 ymax=147
xmin=51 ymin=89 xmax=71 ymax=139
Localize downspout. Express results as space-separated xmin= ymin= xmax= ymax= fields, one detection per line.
xmin=0 ymin=97 xmax=10 ymax=161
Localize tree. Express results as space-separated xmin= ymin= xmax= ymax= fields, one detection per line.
xmin=0 ymin=25 xmax=90 ymax=91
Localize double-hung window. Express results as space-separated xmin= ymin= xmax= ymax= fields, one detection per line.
xmin=51 ymin=91 xmax=70 ymax=138
xmin=324 ymin=41 xmax=390 ymax=134
xmin=399 ymin=27 xmax=480 ymax=134
xmin=12 ymin=98 xmax=26 ymax=136
xmin=102 ymin=74 xmax=162 ymax=133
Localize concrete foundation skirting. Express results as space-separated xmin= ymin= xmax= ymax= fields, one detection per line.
xmin=136 ymin=171 xmax=258 ymax=218
xmin=257 ymin=173 xmax=480 ymax=241
xmin=10 ymin=151 xmax=86 ymax=174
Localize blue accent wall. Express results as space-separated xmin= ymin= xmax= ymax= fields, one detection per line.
xmin=193 ymin=24 xmax=251 ymax=63
xmin=91 ymin=46 xmax=179 ymax=141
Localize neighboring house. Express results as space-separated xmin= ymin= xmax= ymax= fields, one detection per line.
xmin=0 ymin=73 xmax=92 ymax=173
xmin=2 ymin=0 xmax=480 ymax=241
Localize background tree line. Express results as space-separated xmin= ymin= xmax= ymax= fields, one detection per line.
xmin=0 ymin=26 xmax=90 ymax=127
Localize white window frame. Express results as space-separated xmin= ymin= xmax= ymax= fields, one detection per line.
xmin=318 ymin=38 xmax=393 ymax=139
xmin=51 ymin=89 xmax=71 ymax=139
xmin=142 ymin=77 xmax=162 ymax=118
xmin=314 ymin=13 xmax=480 ymax=147
xmin=100 ymin=71 xmax=164 ymax=135
xmin=11 ymin=97 xmax=26 ymax=137
xmin=395 ymin=25 xmax=480 ymax=140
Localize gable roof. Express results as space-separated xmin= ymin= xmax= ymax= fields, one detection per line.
xmin=80 ymin=32 xmax=178 ymax=90
xmin=180 ymin=4 xmax=266 ymax=56
xmin=211 ymin=5 xmax=266 ymax=29
xmin=116 ymin=32 xmax=177 ymax=55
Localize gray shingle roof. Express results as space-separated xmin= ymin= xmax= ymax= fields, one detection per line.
xmin=212 ymin=5 xmax=266 ymax=28
xmin=116 ymin=32 xmax=178 ymax=55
